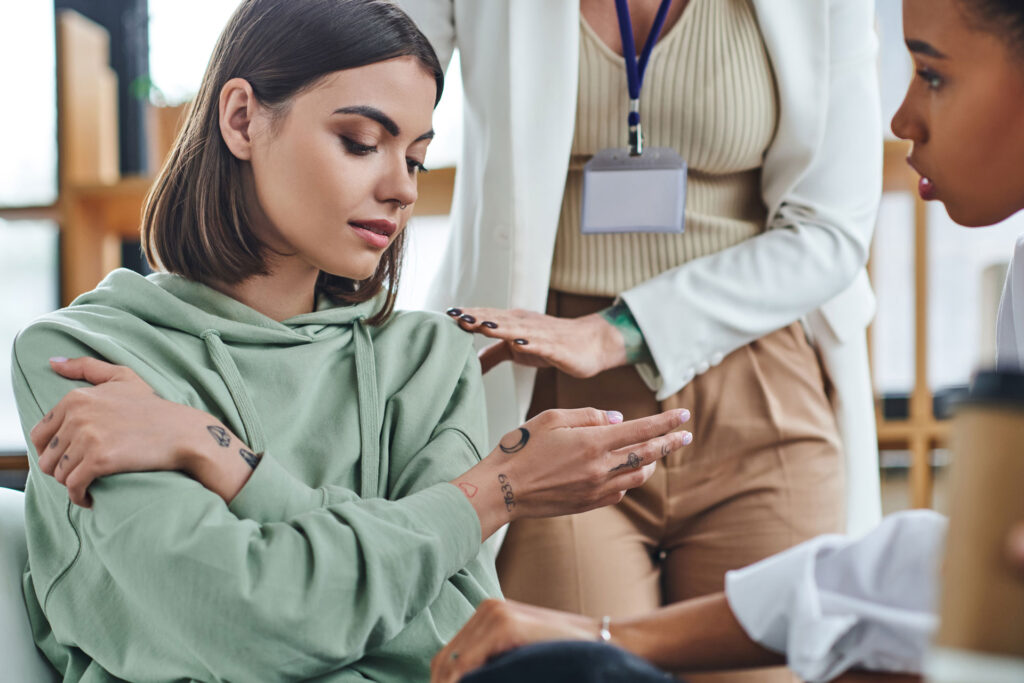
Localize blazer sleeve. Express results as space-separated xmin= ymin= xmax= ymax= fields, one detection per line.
xmin=396 ymin=0 xmax=457 ymax=68
xmin=621 ymin=0 xmax=882 ymax=399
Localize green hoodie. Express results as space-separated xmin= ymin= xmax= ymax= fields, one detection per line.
xmin=11 ymin=269 xmax=501 ymax=682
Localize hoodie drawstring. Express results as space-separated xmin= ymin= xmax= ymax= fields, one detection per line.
xmin=201 ymin=330 xmax=267 ymax=456
xmin=200 ymin=322 xmax=383 ymax=498
xmin=353 ymin=318 xmax=382 ymax=498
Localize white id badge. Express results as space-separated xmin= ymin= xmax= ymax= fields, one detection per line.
xmin=580 ymin=147 xmax=687 ymax=234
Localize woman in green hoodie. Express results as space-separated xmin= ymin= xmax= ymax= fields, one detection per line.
xmin=12 ymin=1 xmax=690 ymax=681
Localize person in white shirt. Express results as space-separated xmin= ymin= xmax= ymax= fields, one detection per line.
xmin=430 ymin=0 xmax=1024 ymax=681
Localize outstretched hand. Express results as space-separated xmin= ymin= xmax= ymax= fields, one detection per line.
xmin=451 ymin=406 xmax=692 ymax=540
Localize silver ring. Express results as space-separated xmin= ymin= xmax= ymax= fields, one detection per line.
xmin=399 ymin=203 xmax=408 ymax=210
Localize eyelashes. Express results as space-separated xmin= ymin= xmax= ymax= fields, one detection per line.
xmin=341 ymin=137 xmax=376 ymax=155
xmin=915 ymin=68 xmax=944 ymax=90
xmin=341 ymin=136 xmax=429 ymax=174
xmin=407 ymin=160 xmax=429 ymax=174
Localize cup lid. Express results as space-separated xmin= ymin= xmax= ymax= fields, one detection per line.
xmin=965 ymin=368 xmax=1024 ymax=408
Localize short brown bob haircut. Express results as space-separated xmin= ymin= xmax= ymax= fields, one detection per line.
xmin=141 ymin=0 xmax=444 ymax=325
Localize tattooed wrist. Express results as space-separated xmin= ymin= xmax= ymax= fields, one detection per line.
xmin=238 ymin=447 xmax=261 ymax=470
xmin=497 ymin=473 xmax=516 ymax=513
xmin=599 ymin=303 xmax=652 ymax=365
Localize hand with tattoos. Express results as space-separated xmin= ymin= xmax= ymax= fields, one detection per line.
xmin=30 ymin=357 xmax=257 ymax=507
xmin=450 ymin=407 xmax=692 ymax=541
xmin=445 ymin=305 xmax=640 ymax=377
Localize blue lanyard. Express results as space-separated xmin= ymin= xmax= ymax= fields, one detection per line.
xmin=614 ymin=0 xmax=673 ymax=155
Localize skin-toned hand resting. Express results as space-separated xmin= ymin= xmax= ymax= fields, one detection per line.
xmin=429 ymin=594 xmax=779 ymax=683
xmin=30 ymin=357 xmax=257 ymax=507
xmin=450 ymin=407 xmax=692 ymax=541
xmin=445 ymin=307 xmax=629 ymax=377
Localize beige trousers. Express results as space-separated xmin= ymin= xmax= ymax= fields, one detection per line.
xmin=496 ymin=292 xmax=845 ymax=682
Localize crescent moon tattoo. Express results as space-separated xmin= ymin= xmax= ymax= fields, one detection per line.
xmin=499 ymin=428 xmax=530 ymax=454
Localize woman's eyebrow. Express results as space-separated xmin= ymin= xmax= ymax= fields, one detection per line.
xmin=333 ymin=105 xmax=401 ymax=136
xmin=332 ymin=105 xmax=434 ymax=142
xmin=906 ymin=38 xmax=948 ymax=59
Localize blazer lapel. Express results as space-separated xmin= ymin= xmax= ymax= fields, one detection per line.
xmin=751 ymin=0 xmax=829 ymax=214
xmin=506 ymin=0 xmax=581 ymax=307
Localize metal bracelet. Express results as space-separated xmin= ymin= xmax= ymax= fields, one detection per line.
xmin=598 ymin=615 xmax=612 ymax=643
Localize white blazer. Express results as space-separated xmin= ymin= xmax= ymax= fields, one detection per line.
xmin=398 ymin=0 xmax=883 ymax=535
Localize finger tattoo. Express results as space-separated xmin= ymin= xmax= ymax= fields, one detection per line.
xmin=661 ymin=442 xmax=672 ymax=457
xmin=207 ymin=425 xmax=231 ymax=447
xmin=50 ymin=436 xmax=59 ymax=449
xmin=499 ymin=427 xmax=530 ymax=454
xmin=238 ymin=448 xmax=261 ymax=469
xmin=609 ymin=452 xmax=643 ymax=473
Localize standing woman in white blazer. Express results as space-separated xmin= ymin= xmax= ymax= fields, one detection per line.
xmin=398 ymin=2 xmax=882 ymax=679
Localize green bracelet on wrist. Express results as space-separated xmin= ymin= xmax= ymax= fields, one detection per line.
xmin=599 ymin=302 xmax=652 ymax=365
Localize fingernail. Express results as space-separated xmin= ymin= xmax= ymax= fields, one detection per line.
xmin=459 ymin=314 xmax=476 ymax=324
xmin=482 ymin=321 xmax=498 ymax=329
xmin=446 ymin=308 xmax=462 ymax=317
xmin=681 ymin=431 xmax=693 ymax=446
xmin=605 ymin=410 xmax=623 ymax=424
xmin=49 ymin=356 xmax=68 ymax=364
xmin=514 ymin=338 xmax=529 ymax=345
xmin=678 ymin=409 xmax=691 ymax=424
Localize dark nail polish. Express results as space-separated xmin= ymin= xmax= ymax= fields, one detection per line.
xmin=514 ymin=338 xmax=529 ymax=345
xmin=446 ymin=308 xmax=462 ymax=317
xmin=482 ymin=321 xmax=498 ymax=329
xmin=460 ymin=314 xmax=476 ymax=324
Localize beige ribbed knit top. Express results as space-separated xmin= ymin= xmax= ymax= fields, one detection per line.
xmin=550 ymin=0 xmax=779 ymax=296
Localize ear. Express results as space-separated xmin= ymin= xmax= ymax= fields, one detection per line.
xmin=219 ymin=77 xmax=259 ymax=161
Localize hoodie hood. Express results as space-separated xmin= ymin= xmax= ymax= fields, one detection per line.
xmin=71 ymin=269 xmax=383 ymax=346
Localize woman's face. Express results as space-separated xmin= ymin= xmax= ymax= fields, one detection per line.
xmin=893 ymin=0 xmax=1024 ymax=226
xmin=243 ymin=56 xmax=435 ymax=281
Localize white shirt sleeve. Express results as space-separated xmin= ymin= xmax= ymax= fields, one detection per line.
xmin=724 ymin=510 xmax=946 ymax=681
